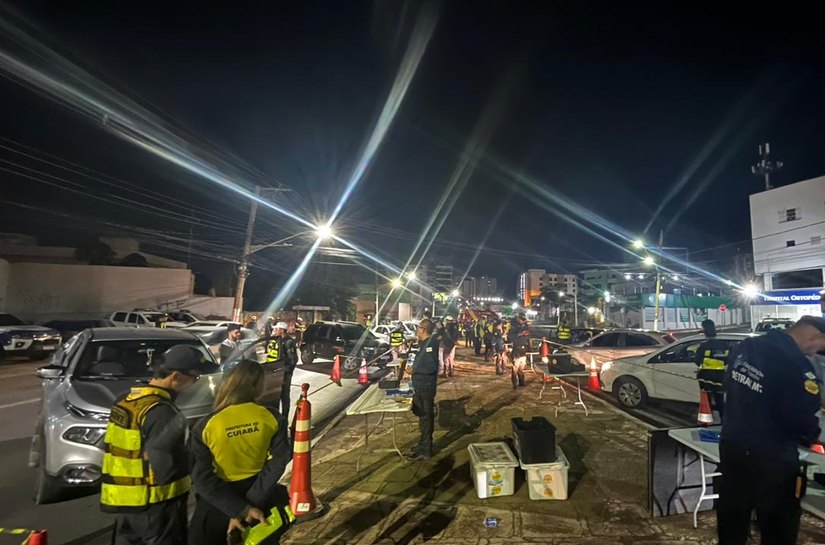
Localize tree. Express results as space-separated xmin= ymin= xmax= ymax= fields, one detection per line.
xmin=74 ymin=241 xmax=114 ymax=265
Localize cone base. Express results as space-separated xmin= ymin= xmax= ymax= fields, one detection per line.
xmin=291 ymin=497 xmax=327 ymax=524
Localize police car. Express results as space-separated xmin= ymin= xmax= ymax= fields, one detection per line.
xmin=0 ymin=312 xmax=61 ymax=361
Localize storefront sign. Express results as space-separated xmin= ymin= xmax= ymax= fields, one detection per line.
xmin=756 ymin=289 xmax=823 ymax=305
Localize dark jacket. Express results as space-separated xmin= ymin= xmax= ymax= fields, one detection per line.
xmin=693 ymin=336 xmax=731 ymax=393
xmin=443 ymin=323 xmax=458 ymax=350
xmin=412 ymin=335 xmax=440 ymax=391
xmin=722 ymin=331 xmax=821 ymax=460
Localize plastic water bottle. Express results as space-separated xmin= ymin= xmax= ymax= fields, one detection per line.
xmin=483 ymin=516 xmax=498 ymax=528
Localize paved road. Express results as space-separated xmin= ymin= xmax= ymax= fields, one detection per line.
xmin=0 ymin=356 xmax=379 ymax=545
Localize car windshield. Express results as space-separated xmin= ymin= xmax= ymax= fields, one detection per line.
xmin=144 ymin=313 xmax=167 ymax=324
xmin=170 ymin=313 xmax=197 ymax=323
xmin=341 ymin=325 xmax=370 ymax=341
xmin=0 ymin=313 xmax=27 ymax=326
xmin=756 ymin=321 xmax=793 ymax=331
xmin=74 ymin=339 xmax=215 ymax=379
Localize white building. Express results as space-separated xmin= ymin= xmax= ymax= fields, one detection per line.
xmin=518 ymin=269 xmax=578 ymax=306
xmin=476 ymin=276 xmax=498 ymax=298
xmin=581 ymin=269 xmax=625 ymax=298
xmin=460 ymin=276 xmax=476 ymax=299
xmin=749 ymin=175 xmax=825 ymax=321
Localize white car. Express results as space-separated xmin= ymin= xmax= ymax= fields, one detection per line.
xmin=372 ymin=324 xmax=416 ymax=343
xmin=564 ymin=329 xmax=676 ymax=372
xmin=109 ymin=310 xmax=189 ymax=329
xmin=600 ymin=333 xmax=757 ymax=408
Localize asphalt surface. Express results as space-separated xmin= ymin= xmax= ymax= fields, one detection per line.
xmin=0 ymin=355 xmax=379 ymax=545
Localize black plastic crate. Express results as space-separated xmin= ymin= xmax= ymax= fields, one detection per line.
xmin=512 ymin=417 xmax=556 ymax=464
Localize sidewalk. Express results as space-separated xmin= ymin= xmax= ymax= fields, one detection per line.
xmin=283 ymin=346 xmax=825 ymax=545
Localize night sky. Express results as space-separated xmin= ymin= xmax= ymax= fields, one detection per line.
xmin=1 ymin=1 xmax=824 ymax=300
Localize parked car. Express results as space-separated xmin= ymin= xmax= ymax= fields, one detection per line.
xmin=300 ymin=321 xmax=391 ymax=370
xmin=41 ymin=320 xmax=114 ymax=341
xmin=163 ymin=311 xmax=201 ymax=328
xmin=0 ymin=313 xmax=62 ymax=361
xmin=372 ymin=324 xmax=416 ymax=343
xmin=600 ymin=332 xmax=756 ymax=408
xmin=185 ymin=320 xmax=242 ymax=329
xmin=109 ymin=309 xmax=172 ymax=328
xmin=754 ymin=318 xmax=795 ymax=332
xmin=29 ymin=327 xmax=221 ymax=504
xmin=563 ymin=328 xmax=676 ymax=371
xmin=568 ymin=327 xmax=604 ymax=345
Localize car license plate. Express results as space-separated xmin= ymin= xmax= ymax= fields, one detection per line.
xmin=44 ymin=345 xmax=56 ymax=350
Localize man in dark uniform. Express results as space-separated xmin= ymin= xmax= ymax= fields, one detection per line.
xmin=693 ymin=319 xmax=729 ymax=418
xmin=266 ymin=322 xmax=299 ymax=417
xmin=408 ymin=318 xmax=439 ymax=461
xmin=719 ymin=315 xmax=825 ymax=545
xmin=101 ymin=345 xmax=216 ymax=545
xmin=509 ymin=313 xmax=530 ymax=388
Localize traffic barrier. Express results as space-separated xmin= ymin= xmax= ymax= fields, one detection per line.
xmin=587 ymin=357 xmax=600 ymax=391
xmin=358 ymin=358 xmax=368 ymax=385
xmin=697 ymin=390 xmax=714 ymax=425
xmin=289 ymin=383 xmax=323 ymax=520
xmin=330 ymin=355 xmax=341 ymax=385
xmin=539 ymin=337 xmax=550 ymax=364
xmin=0 ymin=528 xmax=47 ymax=545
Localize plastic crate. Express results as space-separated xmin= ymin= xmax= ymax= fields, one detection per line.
xmin=521 ymin=445 xmax=569 ymax=500
xmin=512 ymin=417 xmax=556 ymax=465
xmin=468 ymin=442 xmax=519 ymax=498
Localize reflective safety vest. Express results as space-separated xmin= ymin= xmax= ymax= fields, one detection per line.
xmin=558 ymin=326 xmax=571 ymax=341
xmin=100 ymin=386 xmax=190 ymax=512
xmin=698 ymin=347 xmax=729 ymax=391
xmin=390 ymin=330 xmax=405 ymax=347
xmin=266 ymin=339 xmax=280 ymax=363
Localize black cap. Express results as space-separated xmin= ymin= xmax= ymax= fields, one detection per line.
xmin=227 ymin=323 xmax=241 ymax=332
xmin=160 ymin=345 xmax=215 ymax=374
xmin=796 ymin=315 xmax=825 ymax=334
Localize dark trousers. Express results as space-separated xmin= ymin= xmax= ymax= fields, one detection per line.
xmin=708 ymin=390 xmax=725 ymax=419
xmin=411 ymin=387 xmax=436 ymax=455
xmin=113 ymin=495 xmax=188 ymax=545
xmin=473 ymin=336 xmax=482 ymax=355
xmin=188 ymin=495 xmax=232 ymax=545
xmin=280 ymin=368 xmax=295 ymax=417
xmin=717 ymin=441 xmax=803 ymax=545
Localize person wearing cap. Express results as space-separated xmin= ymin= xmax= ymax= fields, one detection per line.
xmin=100 ymin=344 xmax=215 ymax=545
xmin=219 ymin=323 xmax=243 ymax=363
xmin=693 ymin=319 xmax=729 ymax=419
xmin=718 ymin=315 xmax=825 ymax=544
xmin=188 ymin=360 xmax=293 ymax=545
xmin=266 ymin=321 xmax=298 ymax=417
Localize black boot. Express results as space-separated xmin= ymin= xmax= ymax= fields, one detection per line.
xmin=518 ymin=370 xmax=527 ymax=387
xmin=511 ymin=371 xmax=518 ymax=389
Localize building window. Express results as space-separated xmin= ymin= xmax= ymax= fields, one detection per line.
xmin=779 ymin=208 xmax=800 ymax=223
xmin=786 ymin=240 xmax=796 ymax=247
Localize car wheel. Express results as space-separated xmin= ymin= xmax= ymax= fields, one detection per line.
xmin=32 ymin=434 xmax=65 ymax=504
xmin=300 ymin=349 xmax=314 ymax=365
xmin=615 ymin=377 xmax=648 ymax=409
xmin=342 ymin=356 xmax=359 ymax=371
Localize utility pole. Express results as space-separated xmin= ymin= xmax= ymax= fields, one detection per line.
xmin=231 ymin=185 xmax=291 ymax=322
xmin=751 ymin=142 xmax=783 ymax=191
xmin=652 ymin=229 xmax=664 ymax=332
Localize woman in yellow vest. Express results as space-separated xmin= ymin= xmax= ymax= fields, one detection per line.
xmin=188 ymin=360 xmax=293 ymax=545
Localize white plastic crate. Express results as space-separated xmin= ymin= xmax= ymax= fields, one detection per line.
xmin=520 ymin=445 xmax=569 ymax=500
xmin=468 ymin=442 xmax=519 ymax=499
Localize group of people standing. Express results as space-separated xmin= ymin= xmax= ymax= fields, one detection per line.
xmin=101 ymin=346 xmax=293 ymax=545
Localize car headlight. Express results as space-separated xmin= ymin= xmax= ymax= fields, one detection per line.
xmin=64 ymin=401 xmax=110 ymax=422
xmin=601 ymin=361 xmax=613 ymax=372
xmin=63 ymin=426 xmax=106 ymax=445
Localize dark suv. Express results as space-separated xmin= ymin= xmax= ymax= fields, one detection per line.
xmin=300 ymin=321 xmax=391 ymax=370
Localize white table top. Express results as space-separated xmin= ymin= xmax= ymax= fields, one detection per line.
xmin=668 ymin=426 xmax=825 ymax=467
xmin=345 ymin=382 xmax=414 ymax=416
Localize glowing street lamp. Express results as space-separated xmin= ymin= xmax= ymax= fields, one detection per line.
xmin=512 ymin=302 xmax=519 ymax=310
xmin=315 ymin=224 xmax=333 ymax=240
xmin=643 ymin=256 xmax=655 ymax=267
xmin=742 ymin=283 xmax=759 ymax=299
xmin=632 ymin=239 xmax=645 ymax=250
xmin=587 ymin=307 xmax=597 ymax=315
xmin=406 ymin=271 xmax=417 ymax=280
xmin=391 ymin=277 xmax=403 ymax=289
xmin=451 ymin=289 xmax=460 ymax=297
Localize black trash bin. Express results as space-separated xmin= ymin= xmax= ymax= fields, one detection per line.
xmin=511 ymin=417 xmax=556 ymax=464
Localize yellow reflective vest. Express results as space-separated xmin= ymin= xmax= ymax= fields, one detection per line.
xmin=100 ymin=386 xmax=190 ymax=512
xmin=266 ymin=339 xmax=280 ymax=363
xmin=558 ymin=325 xmax=571 ymax=341
xmin=390 ymin=330 xmax=405 ymax=347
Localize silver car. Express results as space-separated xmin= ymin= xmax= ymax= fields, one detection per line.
xmin=29 ymin=327 xmax=222 ymax=504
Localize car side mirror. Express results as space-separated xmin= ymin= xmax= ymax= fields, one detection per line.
xmin=36 ymin=366 xmax=63 ymax=379
xmin=336 ymin=337 xmax=344 ymax=342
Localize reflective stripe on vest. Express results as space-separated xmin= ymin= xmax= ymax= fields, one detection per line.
xmin=266 ymin=339 xmax=280 ymax=363
xmin=700 ymin=349 xmax=728 ymax=371
xmin=100 ymin=386 xmax=190 ymax=511
xmin=390 ymin=331 xmax=405 ymax=347
xmin=558 ymin=327 xmax=571 ymax=340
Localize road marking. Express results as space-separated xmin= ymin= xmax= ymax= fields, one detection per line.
xmin=0 ymin=398 xmax=40 ymax=410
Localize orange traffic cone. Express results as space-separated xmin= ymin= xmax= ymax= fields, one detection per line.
xmin=540 ymin=337 xmax=550 ymax=363
xmin=587 ymin=357 xmax=600 ymax=391
xmin=358 ymin=358 xmax=368 ymax=385
xmin=330 ymin=355 xmax=341 ymax=385
xmin=289 ymin=383 xmax=323 ymax=519
xmin=23 ymin=530 xmax=48 ymax=545
xmin=697 ymin=390 xmax=714 ymax=425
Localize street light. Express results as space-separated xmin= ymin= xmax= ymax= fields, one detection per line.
xmin=643 ymin=256 xmax=655 ymax=267
xmin=391 ymin=277 xmax=403 ymax=289
xmin=451 ymin=289 xmax=460 ymax=297
xmin=742 ymin=283 xmax=759 ymax=330
xmin=406 ymin=271 xmax=417 ymax=280
xmin=633 ymin=239 xmax=645 ymax=250
xmin=587 ymin=307 xmax=597 ymax=315
xmin=315 ymin=224 xmax=333 ymax=240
